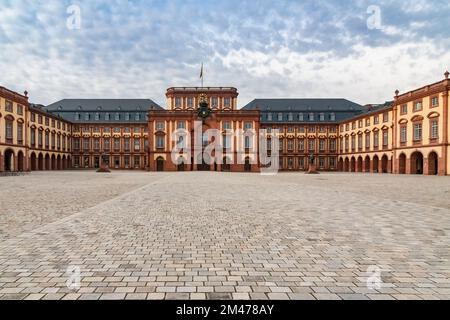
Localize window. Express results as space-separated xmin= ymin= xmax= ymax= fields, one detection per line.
xmin=413 ymin=123 xmax=422 ymax=141
xmin=134 ymin=156 xmax=140 ymax=168
xmin=400 ymin=104 xmax=407 ymax=115
xmin=365 ymin=133 xmax=370 ymax=149
xmin=114 ymin=138 xmax=120 ymax=150
xmin=156 ymin=121 xmax=165 ymax=131
xmin=319 ymin=157 xmax=325 ymax=169
xmin=124 ymin=138 xmax=130 ymax=150
xmin=38 ymin=131 xmax=43 ymax=147
xmin=62 ymin=136 xmax=66 ymax=150
xmin=224 ymin=98 xmax=231 ymax=107
xmin=95 ymin=113 xmax=100 ymax=121
xmin=45 ymin=132 xmax=50 ymax=148
xmin=17 ymin=104 xmax=23 ymax=115
xmin=298 ymin=113 xmax=304 ymax=121
xmin=104 ymin=139 xmax=110 ymax=150
xmin=223 ymin=122 xmax=231 ymax=130
xmin=383 ymin=130 xmax=388 ymax=146
xmin=267 ymin=113 xmax=273 ymax=121
xmin=330 ymin=139 xmax=336 ymax=151
xmin=124 ymin=156 xmax=130 ymax=168
xmin=83 ymin=138 xmax=89 ymax=150
xmin=365 ymin=118 xmax=370 ymax=126
xmin=84 ymin=113 xmax=90 ymax=121
xmin=383 ymin=112 xmax=389 ymax=122
xmin=135 ymin=113 xmax=140 ymax=121
xmin=114 ymin=127 xmax=120 ymax=133
xmin=134 ymin=127 xmax=140 ymax=133
xmin=105 ymin=113 xmax=110 ymax=121
xmin=431 ymin=96 xmax=439 ymax=108
xmin=45 ymin=117 xmax=49 ymax=126
xmin=319 ymin=139 xmax=325 ymax=151
xmin=187 ymin=97 xmax=194 ymax=108
xmin=319 ymin=113 xmax=325 ymax=121
xmin=17 ymin=123 xmax=23 ymax=143
xmin=373 ymin=132 xmax=379 ymax=148
xmin=413 ymin=100 xmax=423 ymax=112
xmin=38 ymin=115 xmax=43 ymax=124
xmin=244 ymin=136 xmax=251 ymax=149
xmin=30 ymin=129 xmax=36 ymax=146
xmin=351 ymin=136 xmax=355 ymax=151
xmin=175 ymin=98 xmax=181 ymax=108
xmin=345 ymin=137 xmax=349 ymax=151
xmin=115 ymin=113 xmax=120 ymax=120
xmin=352 ymin=122 xmax=356 ymax=130
xmin=31 ymin=113 xmax=35 ymax=122
xmin=104 ymin=127 xmax=110 ymax=133
xmin=308 ymin=113 xmax=314 ymax=121
xmin=358 ymin=120 xmax=363 ymax=128
xmin=75 ymin=113 xmax=80 ymax=121
xmin=330 ymin=113 xmax=335 ymax=121
xmin=288 ymin=113 xmax=293 ymax=121
xmin=329 ymin=157 xmax=336 ymax=167
xmin=374 ymin=115 xmax=379 ymax=124
xmin=288 ymin=126 xmax=294 ymax=133
xmin=156 ymin=136 xmax=165 ymax=149
xmin=125 ymin=113 xmax=130 ymax=121
xmin=345 ymin=124 xmax=349 ymax=131
xmin=400 ymin=126 xmax=407 ymax=143
xmin=430 ymin=120 xmax=438 ymax=139
xmin=211 ymin=97 xmax=218 ymax=108
xmin=298 ymin=139 xmax=304 ymax=151
xmin=278 ymin=113 xmax=283 ymax=121
xmin=94 ymin=139 xmax=100 ymax=150
xmin=5 ymin=120 xmax=13 ymax=141
xmin=287 ymin=139 xmax=293 ymax=151
xmin=124 ymin=127 xmax=130 ymax=133
xmin=134 ymin=139 xmax=140 ymax=151
xmin=176 ymin=121 xmax=185 ymax=129
xmin=244 ymin=122 xmax=252 ymax=130
xmin=358 ymin=135 xmax=362 ymax=150
xmin=308 ymin=139 xmax=315 ymax=152
xmin=5 ymin=100 xmax=13 ymax=112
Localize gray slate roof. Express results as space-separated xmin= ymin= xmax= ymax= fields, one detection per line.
xmin=242 ymin=98 xmax=365 ymax=123
xmin=45 ymin=99 xmax=163 ymax=124
xmin=242 ymin=98 xmax=364 ymax=112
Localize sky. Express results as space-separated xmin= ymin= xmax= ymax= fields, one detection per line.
xmin=0 ymin=0 xmax=449 ymax=107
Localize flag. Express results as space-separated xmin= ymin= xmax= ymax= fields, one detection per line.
xmin=200 ymin=63 xmax=203 ymax=79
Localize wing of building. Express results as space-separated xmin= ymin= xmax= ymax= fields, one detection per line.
xmin=1 ymin=71 xmax=449 ymax=175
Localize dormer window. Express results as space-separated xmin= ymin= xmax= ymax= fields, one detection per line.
xmin=95 ymin=113 xmax=100 ymax=121
xmin=125 ymin=113 xmax=130 ymax=121
xmin=84 ymin=113 xmax=90 ymax=121
xmin=309 ymin=113 xmax=314 ymax=121
xmin=75 ymin=113 xmax=81 ymax=121
xmin=330 ymin=113 xmax=335 ymax=121
xmin=267 ymin=113 xmax=272 ymax=121
xmin=298 ymin=113 xmax=304 ymax=121
xmin=115 ymin=113 xmax=120 ymax=120
xmin=135 ymin=113 xmax=140 ymax=121
xmin=277 ymin=113 xmax=283 ymax=121
xmin=105 ymin=113 xmax=110 ymax=121
xmin=319 ymin=113 xmax=325 ymax=121
xmin=288 ymin=113 xmax=293 ymax=121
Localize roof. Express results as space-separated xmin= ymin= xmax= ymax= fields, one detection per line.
xmin=241 ymin=98 xmax=364 ymax=112
xmin=44 ymin=99 xmax=163 ymax=123
xmin=46 ymin=99 xmax=162 ymax=112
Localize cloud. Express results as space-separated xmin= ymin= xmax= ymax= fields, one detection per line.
xmin=0 ymin=0 xmax=448 ymax=107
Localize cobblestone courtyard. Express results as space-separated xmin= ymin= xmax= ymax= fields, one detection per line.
xmin=0 ymin=171 xmax=449 ymax=300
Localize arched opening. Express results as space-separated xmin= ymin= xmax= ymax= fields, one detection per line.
xmin=398 ymin=153 xmax=406 ymax=174
xmin=350 ymin=157 xmax=356 ymax=172
xmin=338 ymin=158 xmax=344 ymax=171
xmin=57 ymin=155 xmax=62 ymax=170
xmin=222 ymin=157 xmax=231 ymax=172
xmin=67 ymin=156 xmax=71 ymax=169
xmin=357 ymin=156 xmax=363 ymax=172
xmin=428 ymin=152 xmax=438 ymax=175
xmin=30 ymin=152 xmax=37 ymax=171
xmin=51 ymin=154 xmax=56 ymax=170
xmin=344 ymin=158 xmax=350 ymax=172
xmin=244 ymin=157 xmax=251 ymax=172
xmin=17 ymin=151 xmax=25 ymax=171
xmin=364 ymin=156 xmax=370 ymax=173
xmin=38 ymin=153 xmax=44 ymax=170
xmin=373 ymin=155 xmax=379 ymax=173
xmin=381 ymin=155 xmax=388 ymax=173
xmin=410 ymin=152 xmax=424 ymax=174
xmin=156 ymin=157 xmax=164 ymax=172
xmin=62 ymin=155 xmax=66 ymax=170
xmin=4 ymin=149 xmax=14 ymax=171
xmin=45 ymin=154 xmax=50 ymax=170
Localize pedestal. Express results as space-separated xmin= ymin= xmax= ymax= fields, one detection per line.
xmin=306 ymin=163 xmax=319 ymax=174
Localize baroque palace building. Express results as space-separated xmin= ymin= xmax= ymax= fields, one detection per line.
xmin=1 ymin=71 xmax=449 ymax=175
